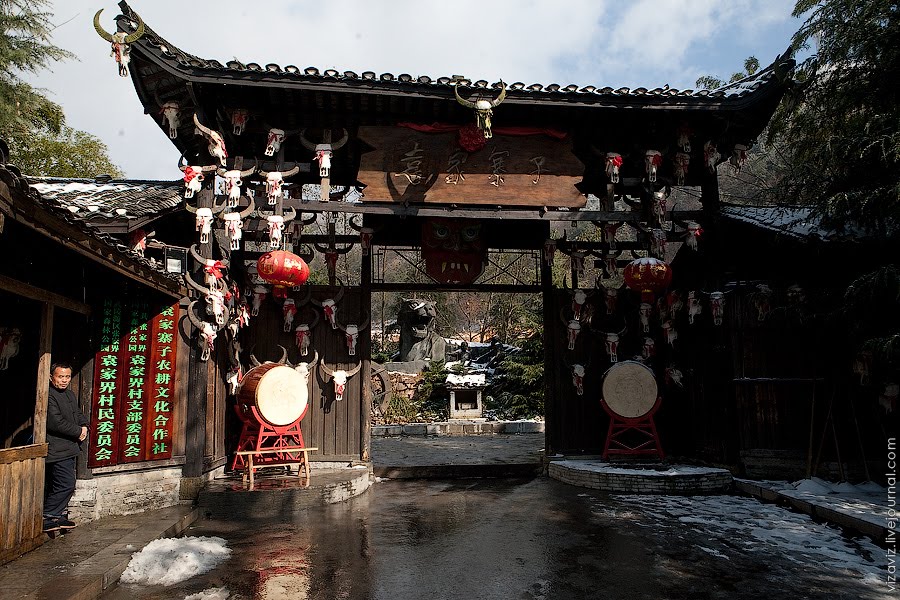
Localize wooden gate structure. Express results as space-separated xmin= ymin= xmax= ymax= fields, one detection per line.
xmin=108 ymin=0 xmax=796 ymax=462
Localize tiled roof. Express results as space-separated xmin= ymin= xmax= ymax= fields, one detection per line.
xmin=720 ymin=204 xmax=869 ymax=242
xmin=118 ymin=1 xmax=792 ymax=105
xmin=0 ymin=167 xmax=181 ymax=285
xmin=27 ymin=177 xmax=183 ymax=223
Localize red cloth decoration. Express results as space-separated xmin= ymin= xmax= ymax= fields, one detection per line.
xmin=610 ymin=155 xmax=623 ymax=167
xmin=397 ymin=122 xmax=567 ymax=141
xmin=458 ymin=124 xmax=487 ymax=153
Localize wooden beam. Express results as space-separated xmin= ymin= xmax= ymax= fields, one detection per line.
xmin=33 ymin=303 xmax=54 ymax=445
xmin=372 ymin=283 xmax=542 ymax=293
xmin=0 ymin=444 xmax=47 ymax=465
xmin=0 ymin=274 xmax=91 ymax=316
xmin=271 ymin=198 xmax=704 ymax=223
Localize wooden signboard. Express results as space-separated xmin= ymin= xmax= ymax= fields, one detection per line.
xmin=356 ymin=126 xmax=586 ymax=208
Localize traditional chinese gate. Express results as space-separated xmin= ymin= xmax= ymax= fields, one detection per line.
xmin=108 ymin=0 xmax=794 ymax=463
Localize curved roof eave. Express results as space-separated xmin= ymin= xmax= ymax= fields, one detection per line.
xmin=116 ymin=1 xmax=794 ymax=115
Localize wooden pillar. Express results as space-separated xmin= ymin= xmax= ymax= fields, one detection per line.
xmin=359 ymin=222 xmax=372 ymax=462
xmin=182 ymin=185 xmax=213 ymax=494
xmin=33 ymin=302 xmax=54 ymax=445
xmin=540 ymin=223 xmax=555 ymax=456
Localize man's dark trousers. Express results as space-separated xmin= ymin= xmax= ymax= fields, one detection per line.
xmin=44 ymin=457 xmax=77 ymax=518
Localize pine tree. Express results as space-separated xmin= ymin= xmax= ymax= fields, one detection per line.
xmin=769 ymin=0 xmax=900 ymax=232
xmin=0 ymin=0 xmax=71 ymax=135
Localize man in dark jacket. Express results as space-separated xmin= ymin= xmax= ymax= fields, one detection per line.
xmin=44 ymin=362 xmax=89 ymax=533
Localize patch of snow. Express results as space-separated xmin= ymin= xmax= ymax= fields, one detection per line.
xmin=792 ymin=477 xmax=834 ymax=495
xmin=553 ymin=460 xmax=729 ymax=476
xmin=697 ymin=546 xmax=730 ymax=559
xmin=603 ymin=494 xmax=886 ymax=588
xmin=120 ymin=536 xmax=231 ymax=586
xmin=184 ymin=588 xmax=230 ymax=600
xmin=446 ymin=372 xmax=486 ymax=386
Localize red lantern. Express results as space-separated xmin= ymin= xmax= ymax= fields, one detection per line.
xmin=623 ymin=257 xmax=672 ymax=302
xmin=257 ymin=250 xmax=310 ymax=299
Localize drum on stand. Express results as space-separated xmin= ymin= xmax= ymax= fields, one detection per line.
xmin=237 ymin=363 xmax=309 ymax=427
xmin=600 ymin=360 xmax=664 ymax=459
xmin=602 ymin=360 xmax=658 ymax=419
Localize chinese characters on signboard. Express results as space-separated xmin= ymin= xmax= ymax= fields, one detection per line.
xmin=356 ymin=126 xmax=586 ymax=207
xmin=88 ymin=300 xmax=179 ymax=467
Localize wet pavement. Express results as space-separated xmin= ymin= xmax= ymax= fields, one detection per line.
xmin=101 ymin=477 xmax=892 ymax=600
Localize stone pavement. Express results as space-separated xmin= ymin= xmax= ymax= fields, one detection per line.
xmin=1 ymin=434 xmax=890 ymax=599
xmin=371 ymin=432 xmax=545 ymax=478
xmin=0 ymin=505 xmax=197 ymax=600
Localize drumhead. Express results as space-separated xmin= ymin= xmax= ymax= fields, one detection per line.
xmin=602 ymin=360 xmax=658 ymax=418
xmin=255 ymin=365 xmax=308 ymax=426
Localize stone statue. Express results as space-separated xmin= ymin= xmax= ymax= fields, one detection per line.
xmin=394 ymin=298 xmax=446 ymax=363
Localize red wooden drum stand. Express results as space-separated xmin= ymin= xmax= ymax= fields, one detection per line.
xmin=599 ymin=361 xmax=664 ymax=460
xmin=231 ymin=363 xmax=311 ymax=472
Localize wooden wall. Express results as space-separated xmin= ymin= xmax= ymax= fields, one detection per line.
xmin=0 ymin=444 xmax=46 ymax=564
xmin=235 ymin=287 xmax=367 ymax=462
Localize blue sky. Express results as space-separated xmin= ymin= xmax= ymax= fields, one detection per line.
xmin=23 ymin=1 xmax=804 ymax=180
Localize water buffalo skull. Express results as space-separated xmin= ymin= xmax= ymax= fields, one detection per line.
xmin=709 ymin=291 xmax=725 ymax=326
xmin=605 ymin=152 xmax=623 ymax=183
xmin=0 ymin=328 xmax=22 ymax=371
xmin=320 ymin=361 xmax=362 ymax=402
xmin=300 ymin=129 xmax=349 ymax=178
xmin=265 ymin=128 xmax=285 ymax=156
xmin=282 ymin=298 xmax=298 ymax=332
xmin=260 ymin=166 xmax=301 ymax=205
xmin=225 ymin=365 xmax=242 ymax=395
xmin=93 ymin=9 xmax=145 ymax=77
xmin=674 ymin=152 xmax=690 ymax=185
xmin=688 ymin=291 xmax=702 ymax=324
xmin=653 ymin=191 xmax=668 ymax=225
xmin=337 ymin=311 xmax=370 ymax=357
xmin=217 ymin=163 xmax=257 ymax=207
xmin=179 ymin=158 xmax=217 ymax=199
xmin=231 ymin=109 xmax=250 ymax=135
xmin=662 ymin=320 xmax=678 ymax=347
xmin=219 ymin=197 xmax=255 ymax=250
xmin=730 ymin=144 xmax=749 ymax=174
xmin=543 ymin=239 xmax=557 ymax=266
xmin=639 ymin=302 xmax=653 ymax=333
xmin=193 ymin=114 xmax=228 ymax=166
xmin=159 ymin=102 xmax=180 ymax=139
xmin=645 ymin=150 xmax=662 ymax=183
xmin=454 ymin=81 xmax=507 ymax=139
xmin=565 ymin=319 xmax=581 ymax=351
xmin=251 ymin=286 xmax=268 ymax=317
xmin=570 ymin=363 xmax=586 ymax=396
xmin=703 ymin=141 xmax=720 ymax=174
xmin=684 ymin=221 xmax=702 ymax=251
xmin=604 ymin=333 xmax=621 ymax=363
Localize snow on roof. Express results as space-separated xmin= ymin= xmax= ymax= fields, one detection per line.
xmin=446 ymin=372 xmax=487 ymax=387
xmin=27 ymin=177 xmax=183 ymax=222
xmin=720 ymin=204 xmax=871 ymax=241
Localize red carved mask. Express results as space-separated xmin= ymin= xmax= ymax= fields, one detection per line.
xmin=421 ymin=218 xmax=486 ymax=284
